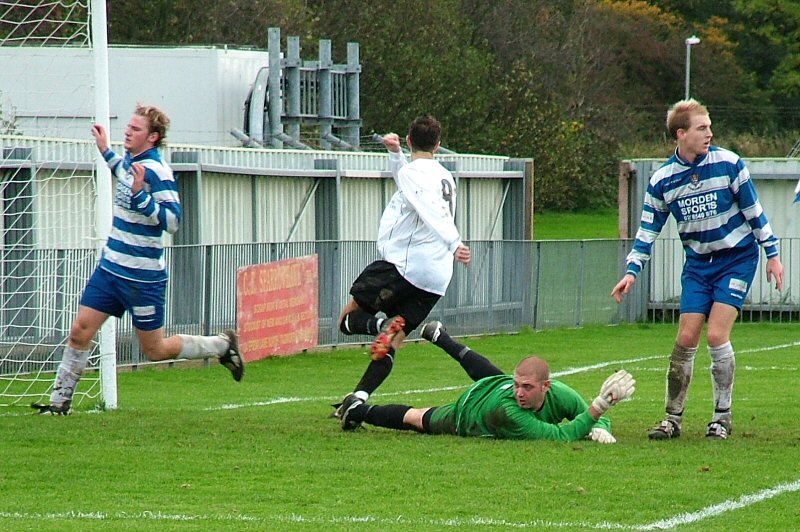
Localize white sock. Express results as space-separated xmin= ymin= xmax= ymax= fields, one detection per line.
xmin=709 ymin=342 xmax=735 ymax=414
xmin=177 ymin=334 xmax=229 ymax=360
xmin=50 ymin=346 xmax=90 ymax=407
xmin=665 ymin=344 xmax=696 ymax=417
xmin=354 ymin=390 xmax=369 ymax=402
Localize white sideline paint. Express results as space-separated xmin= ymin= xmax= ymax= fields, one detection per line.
xmin=0 ymin=510 xmax=259 ymax=523
xmin=2 ymin=477 xmax=799 ymax=528
xmin=208 ymin=355 xmax=665 ymax=411
xmin=550 ymin=354 xmax=663 ymax=377
xmin=210 ymin=386 xmax=465 ymax=411
xmin=635 ymin=478 xmax=800 ymax=530
xmin=738 ymin=341 xmax=800 ymax=353
xmin=4 ymin=343 xmax=800 ymax=527
xmin=207 ymin=345 xmax=800 ymax=412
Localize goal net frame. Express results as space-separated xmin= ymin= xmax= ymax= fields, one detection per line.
xmin=0 ymin=0 xmax=116 ymax=410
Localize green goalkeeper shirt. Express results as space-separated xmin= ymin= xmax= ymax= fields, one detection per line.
xmin=429 ymin=375 xmax=611 ymax=441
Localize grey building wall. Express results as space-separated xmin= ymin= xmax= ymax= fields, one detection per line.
xmin=0 ymin=46 xmax=265 ymax=146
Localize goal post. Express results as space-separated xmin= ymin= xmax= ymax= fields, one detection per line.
xmin=90 ymin=0 xmax=116 ymax=410
xmin=0 ymin=0 xmax=116 ymax=410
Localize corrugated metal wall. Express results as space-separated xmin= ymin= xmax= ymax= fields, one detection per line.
xmin=1 ymin=136 xmax=524 ymax=254
xmin=35 ymin=169 xmax=96 ymax=248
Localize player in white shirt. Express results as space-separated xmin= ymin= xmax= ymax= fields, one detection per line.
xmin=333 ymin=115 xmax=470 ymax=416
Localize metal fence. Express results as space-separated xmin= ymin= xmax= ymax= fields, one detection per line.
xmin=3 ymin=238 xmax=796 ymax=370
xmin=116 ymin=239 xmax=535 ymax=364
xmin=118 ymin=237 xmax=800 ymax=364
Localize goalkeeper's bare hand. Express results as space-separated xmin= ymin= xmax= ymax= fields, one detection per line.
xmin=591 ymin=370 xmax=635 ymax=415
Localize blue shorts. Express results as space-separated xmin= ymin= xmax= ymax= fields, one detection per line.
xmin=680 ymin=244 xmax=759 ymax=315
xmin=80 ymin=266 xmax=166 ymax=331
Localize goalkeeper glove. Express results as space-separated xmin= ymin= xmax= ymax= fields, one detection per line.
xmin=591 ymin=370 xmax=635 ymax=415
xmin=588 ymin=427 xmax=616 ymax=444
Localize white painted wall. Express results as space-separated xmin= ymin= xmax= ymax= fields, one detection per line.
xmin=0 ymin=46 xmax=266 ymax=146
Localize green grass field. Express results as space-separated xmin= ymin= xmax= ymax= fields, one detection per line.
xmin=2 ymin=322 xmax=799 ymax=531
xmin=534 ymin=208 xmax=619 ymax=240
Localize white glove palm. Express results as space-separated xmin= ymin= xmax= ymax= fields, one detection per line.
xmin=589 ymin=427 xmax=616 ymax=444
xmin=591 ymin=370 xmax=635 ymax=415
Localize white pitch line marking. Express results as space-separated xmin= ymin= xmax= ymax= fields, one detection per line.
xmin=634 ymin=478 xmax=800 ymax=530
xmin=207 ymin=341 xmax=800 ymax=412
xmin=207 ymin=355 xmax=666 ymax=411
xmin=0 ymin=510 xmax=260 ymax=522
xmin=551 ymin=354 xmax=663 ymax=377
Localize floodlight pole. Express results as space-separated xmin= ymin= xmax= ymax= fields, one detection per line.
xmin=684 ymin=35 xmax=700 ymax=100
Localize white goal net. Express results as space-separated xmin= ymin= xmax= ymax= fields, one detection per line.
xmin=0 ymin=0 xmax=115 ymax=410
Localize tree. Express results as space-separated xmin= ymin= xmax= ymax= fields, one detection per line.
xmin=107 ymin=1 xmax=313 ymax=46
xmin=651 ymin=0 xmax=800 ymax=129
xmin=307 ymin=0 xmax=500 ymax=153
xmin=103 ymin=0 xmax=796 ymax=211
xmin=729 ymin=0 xmax=800 ymax=128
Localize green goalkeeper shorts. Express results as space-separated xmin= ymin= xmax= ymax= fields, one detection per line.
xmin=426 ymin=403 xmax=458 ymax=435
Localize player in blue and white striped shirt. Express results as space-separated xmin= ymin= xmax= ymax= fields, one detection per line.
xmin=34 ymin=104 xmax=243 ymax=415
xmin=611 ymin=99 xmax=784 ymax=440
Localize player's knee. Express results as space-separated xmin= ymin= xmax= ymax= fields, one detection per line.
xmin=675 ymin=332 xmax=700 ymax=349
xmin=140 ymin=344 xmax=169 ymax=361
xmin=706 ymin=331 xmax=730 ymax=348
xmin=68 ymin=321 xmax=94 ymax=349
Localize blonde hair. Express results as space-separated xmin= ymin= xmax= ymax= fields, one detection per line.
xmin=134 ymin=103 xmax=170 ymax=147
xmin=666 ymin=98 xmax=709 ymax=140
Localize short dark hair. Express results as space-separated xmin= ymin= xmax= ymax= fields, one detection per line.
xmin=408 ymin=115 xmax=441 ymax=152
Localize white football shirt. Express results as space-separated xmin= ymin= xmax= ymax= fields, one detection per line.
xmin=377 ymin=151 xmax=464 ymax=295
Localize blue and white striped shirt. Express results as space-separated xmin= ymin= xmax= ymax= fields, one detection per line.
xmin=99 ymin=147 xmax=181 ymax=283
xmin=626 ymin=146 xmax=778 ymax=277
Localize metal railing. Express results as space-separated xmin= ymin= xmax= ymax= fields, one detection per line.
xmin=2 ymin=238 xmax=797 ymax=371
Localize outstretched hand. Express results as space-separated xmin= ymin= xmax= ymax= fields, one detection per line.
xmin=455 ymin=245 xmax=470 ymax=266
xmin=591 ymin=369 xmax=635 ymax=415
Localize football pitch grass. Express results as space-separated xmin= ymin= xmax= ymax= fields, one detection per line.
xmin=2 ymin=322 xmax=799 ymax=531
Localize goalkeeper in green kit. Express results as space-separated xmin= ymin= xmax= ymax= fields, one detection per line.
xmin=340 ymin=321 xmax=635 ymax=443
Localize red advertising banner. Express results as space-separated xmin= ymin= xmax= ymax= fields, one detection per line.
xmin=235 ymin=255 xmax=319 ymax=362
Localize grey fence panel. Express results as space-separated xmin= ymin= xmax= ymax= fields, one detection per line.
xmin=579 ymin=240 xmax=626 ymax=326
xmin=533 ymin=241 xmax=585 ymax=328
xmin=326 ymin=241 xmax=380 ymax=345
xmin=170 ymin=234 xmax=800 ymax=347
xmin=6 ymin=238 xmax=800 ymax=373
xmin=428 ymin=240 xmax=532 ymax=337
